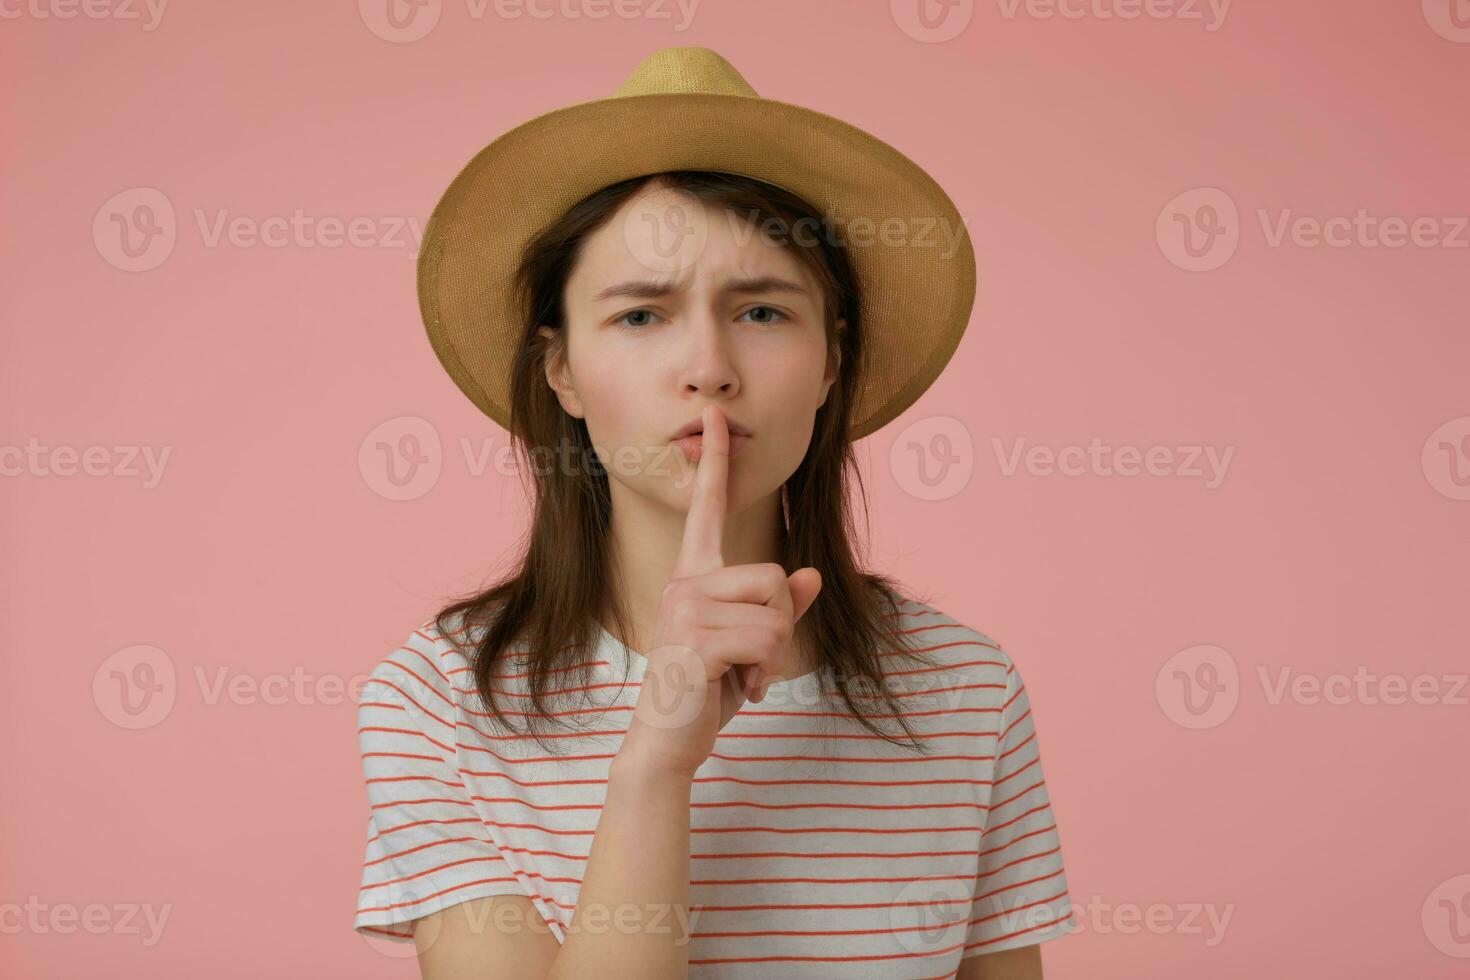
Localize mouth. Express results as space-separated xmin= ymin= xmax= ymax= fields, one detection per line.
xmin=672 ymin=431 xmax=751 ymax=462
xmin=671 ymin=416 xmax=753 ymax=440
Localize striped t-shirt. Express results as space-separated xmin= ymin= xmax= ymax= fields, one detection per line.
xmin=353 ymin=597 xmax=1076 ymax=976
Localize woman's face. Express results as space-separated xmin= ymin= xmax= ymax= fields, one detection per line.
xmin=544 ymin=182 xmax=841 ymax=514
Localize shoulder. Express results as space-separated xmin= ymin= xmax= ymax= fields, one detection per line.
xmin=885 ymin=590 xmax=1015 ymax=669
xmin=879 ymin=589 xmax=1021 ymax=709
xmin=358 ymin=610 xmax=485 ymax=723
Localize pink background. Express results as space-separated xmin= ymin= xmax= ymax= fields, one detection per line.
xmin=3 ymin=1 xmax=1468 ymax=977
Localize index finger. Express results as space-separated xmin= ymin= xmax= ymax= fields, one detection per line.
xmin=672 ymin=404 xmax=728 ymax=578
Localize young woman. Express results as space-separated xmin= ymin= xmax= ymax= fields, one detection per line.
xmin=353 ymin=48 xmax=1074 ymax=979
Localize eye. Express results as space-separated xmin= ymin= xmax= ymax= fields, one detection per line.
xmin=614 ymin=309 xmax=660 ymax=330
xmin=738 ymin=305 xmax=787 ymax=324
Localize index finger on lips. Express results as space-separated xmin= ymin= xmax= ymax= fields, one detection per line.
xmin=671 ymin=404 xmax=729 ymax=580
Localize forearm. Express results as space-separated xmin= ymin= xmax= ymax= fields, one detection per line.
xmin=545 ymin=744 xmax=695 ymax=980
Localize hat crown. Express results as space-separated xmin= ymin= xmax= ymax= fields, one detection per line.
xmin=610 ymin=46 xmax=760 ymax=100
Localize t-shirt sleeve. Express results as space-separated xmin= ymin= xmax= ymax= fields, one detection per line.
xmin=962 ymin=647 xmax=1077 ymax=957
xmin=353 ymin=629 xmax=529 ymax=943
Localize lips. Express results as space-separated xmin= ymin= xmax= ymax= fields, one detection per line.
xmin=672 ymin=431 xmax=751 ymax=462
xmin=671 ymin=416 xmax=753 ymax=440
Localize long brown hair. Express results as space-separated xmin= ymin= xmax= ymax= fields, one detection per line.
xmin=433 ymin=169 xmax=943 ymax=757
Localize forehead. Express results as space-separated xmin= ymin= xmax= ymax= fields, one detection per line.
xmin=566 ymin=184 xmax=819 ymax=299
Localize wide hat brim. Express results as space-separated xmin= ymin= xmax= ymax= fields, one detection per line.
xmin=418 ymin=78 xmax=975 ymax=441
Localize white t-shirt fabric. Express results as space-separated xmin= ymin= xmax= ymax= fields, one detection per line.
xmin=353 ymin=595 xmax=1076 ymax=976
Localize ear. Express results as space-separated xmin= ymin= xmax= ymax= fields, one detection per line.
xmin=820 ymin=319 xmax=845 ymax=404
xmin=539 ymin=325 xmax=586 ymax=419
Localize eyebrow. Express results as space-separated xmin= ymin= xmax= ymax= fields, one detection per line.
xmin=592 ymin=275 xmax=809 ymax=302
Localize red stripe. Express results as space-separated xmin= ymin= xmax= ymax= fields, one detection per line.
xmin=688 ymin=935 xmax=971 ymax=966
xmin=367 ymin=795 xmax=475 ymax=812
xmin=357 ymin=876 xmax=555 ymax=914
xmin=974 ymin=862 xmax=1067 ymax=895
xmin=357 ymin=855 xmax=510 ymax=891
xmin=362 ymin=835 xmax=489 ymax=868
xmin=453 ymin=768 xmax=1001 ymax=789
xmin=358 ymin=725 xmax=453 ymax=753
xmin=357 ymin=678 xmax=451 ymax=729
xmin=979 ymin=824 xmax=1059 ymax=861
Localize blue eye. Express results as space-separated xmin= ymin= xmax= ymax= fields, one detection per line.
xmin=739 ymin=306 xmax=787 ymax=324
xmin=614 ymin=309 xmax=659 ymax=330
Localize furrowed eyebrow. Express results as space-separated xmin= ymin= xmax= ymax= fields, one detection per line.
xmin=592 ymin=275 xmax=809 ymax=302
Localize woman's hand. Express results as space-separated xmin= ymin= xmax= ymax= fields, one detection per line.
xmin=620 ymin=404 xmax=822 ymax=780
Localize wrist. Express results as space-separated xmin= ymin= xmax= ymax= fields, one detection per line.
xmin=612 ymin=734 xmax=697 ymax=788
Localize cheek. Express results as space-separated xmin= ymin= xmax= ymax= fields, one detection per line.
xmin=759 ymin=341 xmax=828 ymax=412
xmin=753 ymin=359 xmax=826 ymax=457
xmin=569 ymin=346 xmax=634 ymax=435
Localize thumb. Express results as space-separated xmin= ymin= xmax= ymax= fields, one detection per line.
xmin=788 ymin=567 xmax=822 ymax=623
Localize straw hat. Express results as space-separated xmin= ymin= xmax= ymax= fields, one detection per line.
xmin=417 ymin=45 xmax=975 ymax=441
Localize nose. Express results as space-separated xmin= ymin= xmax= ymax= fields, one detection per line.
xmin=677 ymin=309 xmax=740 ymax=398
